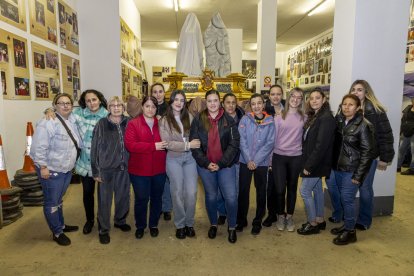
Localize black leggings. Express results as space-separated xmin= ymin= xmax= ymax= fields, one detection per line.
xmin=81 ymin=175 xmax=96 ymax=222
xmin=272 ymin=153 xmax=302 ymax=215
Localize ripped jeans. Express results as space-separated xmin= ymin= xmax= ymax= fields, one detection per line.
xmin=36 ymin=168 xmax=72 ymax=235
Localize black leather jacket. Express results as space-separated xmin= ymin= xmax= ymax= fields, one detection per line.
xmin=190 ymin=111 xmax=240 ymax=169
xmin=332 ymin=112 xmax=376 ymax=183
xmin=363 ymin=100 xmax=394 ymax=163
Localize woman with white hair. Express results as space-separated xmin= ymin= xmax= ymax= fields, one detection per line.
xmin=91 ymin=96 xmax=131 ymax=244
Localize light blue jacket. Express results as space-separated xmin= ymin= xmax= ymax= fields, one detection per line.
xmin=31 ymin=114 xmax=82 ymax=173
xmin=238 ymin=112 xmax=275 ymax=167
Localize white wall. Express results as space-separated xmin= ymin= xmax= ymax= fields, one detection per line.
xmin=142 ymin=49 xmax=177 ymax=90
xmin=0 ymin=0 xmax=78 ymax=178
xmin=228 ymin=29 xmax=242 ymax=73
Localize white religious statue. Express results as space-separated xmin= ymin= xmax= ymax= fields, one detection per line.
xmin=176 ymin=13 xmax=204 ymax=77
xmin=204 ymin=12 xmax=231 ymax=77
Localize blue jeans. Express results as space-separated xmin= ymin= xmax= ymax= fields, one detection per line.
xmin=325 ymin=170 xmax=343 ymax=222
xmin=162 ymin=177 xmax=172 ymax=212
xmin=334 ymin=170 xmax=359 ymax=230
xmin=398 ymin=134 xmax=414 ymax=170
xmin=166 ymin=153 xmax=198 ymax=228
xmin=130 ymin=173 xmax=166 ymax=229
xmin=36 ymin=168 xmax=72 ymax=236
xmin=197 ymin=165 xmax=238 ymax=228
xmin=357 ymin=159 xmax=377 ymax=228
xmin=300 ymin=177 xmax=324 ymax=223
xmin=217 ymin=163 xmax=239 ymax=216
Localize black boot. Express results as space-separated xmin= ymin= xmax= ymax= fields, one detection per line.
xmin=330 ymin=224 xmax=346 ymax=235
xmin=228 ymin=229 xmax=237 ymax=243
xmin=333 ymin=229 xmax=357 ymax=245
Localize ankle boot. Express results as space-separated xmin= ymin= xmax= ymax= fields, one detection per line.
xmin=333 ymin=229 xmax=357 ymax=245
xmin=330 ymin=224 xmax=345 ymax=235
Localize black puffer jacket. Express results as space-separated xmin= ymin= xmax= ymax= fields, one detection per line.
xmin=363 ymin=100 xmax=394 ymax=163
xmin=190 ymin=111 xmax=240 ymax=169
xmin=301 ymin=105 xmax=336 ymax=178
xmin=332 ymin=112 xmax=376 ymax=183
xmin=401 ymin=104 xmax=414 ymax=137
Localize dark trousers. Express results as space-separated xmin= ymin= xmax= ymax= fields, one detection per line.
xmin=237 ymin=163 xmax=268 ymax=227
xmin=266 ymin=168 xmax=277 ymax=216
xmin=272 ymin=153 xmax=302 ymax=215
xmin=81 ymin=175 xmax=96 ymax=222
xmin=130 ymin=173 xmax=166 ymax=229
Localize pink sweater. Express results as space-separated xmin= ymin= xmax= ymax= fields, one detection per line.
xmin=274 ymin=112 xmax=304 ymax=156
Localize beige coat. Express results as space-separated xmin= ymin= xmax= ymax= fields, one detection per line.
xmin=159 ymin=114 xmax=194 ymax=158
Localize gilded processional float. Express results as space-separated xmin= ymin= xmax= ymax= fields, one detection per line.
xmin=166 ymin=13 xmax=251 ymax=101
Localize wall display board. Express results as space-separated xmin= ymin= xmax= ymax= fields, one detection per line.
xmin=29 ymin=0 xmax=58 ymax=44
xmin=152 ymin=66 xmax=175 ymax=85
xmin=32 ymin=42 xmax=59 ymax=100
xmin=0 ymin=28 xmax=30 ymax=100
xmin=122 ymin=63 xmax=142 ymax=101
xmin=120 ymin=17 xmax=141 ymax=70
xmin=61 ymin=53 xmax=80 ymax=100
xmin=0 ymin=0 xmax=26 ymax=31
xmin=58 ymin=0 xmax=79 ymax=54
xmin=406 ymin=0 xmax=414 ymax=63
xmin=285 ymin=32 xmax=333 ymax=90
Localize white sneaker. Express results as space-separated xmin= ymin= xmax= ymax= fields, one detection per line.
xmin=286 ymin=216 xmax=295 ymax=232
xmin=276 ymin=215 xmax=286 ymax=231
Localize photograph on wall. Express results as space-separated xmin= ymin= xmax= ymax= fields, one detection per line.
xmin=0 ymin=0 xmax=26 ymax=31
xmin=35 ymin=80 xmax=49 ymax=98
xmin=45 ymin=51 xmax=58 ymax=69
xmin=33 ymin=52 xmax=45 ymax=69
xmin=152 ymin=66 xmax=175 ymax=85
xmin=1 ymin=29 xmax=30 ymax=100
xmin=0 ymin=42 xmax=9 ymax=62
xmin=1 ymin=71 xmax=6 ymax=95
xmin=58 ymin=0 xmax=79 ymax=54
xmin=13 ymin=38 xmax=26 ymax=68
xmin=242 ymin=60 xmax=256 ymax=79
xmin=30 ymin=0 xmax=58 ymax=44
xmin=49 ymin=77 xmax=59 ymax=93
xmin=14 ymin=76 xmax=29 ymax=96
xmin=61 ymin=53 xmax=80 ymax=99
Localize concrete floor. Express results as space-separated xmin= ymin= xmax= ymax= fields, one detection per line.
xmin=1 ymin=174 xmax=413 ymax=276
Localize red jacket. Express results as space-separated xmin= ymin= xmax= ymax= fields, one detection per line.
xmin=125 ymin=115 xmax=166 ymax=176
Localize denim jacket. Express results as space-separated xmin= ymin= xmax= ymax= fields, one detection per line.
xmin=238 ymin=112 xmax=275 ymax=167
xmin=31 ymin=114 xmax=82 ymax=173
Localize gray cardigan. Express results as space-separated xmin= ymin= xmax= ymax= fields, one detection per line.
xmin=159 ymin=114 xmax=194 ymax=158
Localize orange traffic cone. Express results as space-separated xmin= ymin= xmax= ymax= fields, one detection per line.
xmin=0 ymin=135 xmax=11 ymax=190
xmin=21 ymin=122 xmax=35 ymax=172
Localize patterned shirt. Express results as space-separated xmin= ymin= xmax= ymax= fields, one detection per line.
xmin=72 ymin=106 xmax=108 ymax=176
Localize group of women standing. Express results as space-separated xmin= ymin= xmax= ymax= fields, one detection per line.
xmin=30 ymin=78 xmax=394 ymax=246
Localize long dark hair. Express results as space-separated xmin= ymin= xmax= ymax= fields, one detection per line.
xmin=78 ymin=89 xmax=107 ymax=109
xmin=165 ymin=90 xmax=190 ymax=135
xmin=304 ymin=87 xmax=331 ymax=129
xmin=200 ymin=90 xmax=221 ymax=132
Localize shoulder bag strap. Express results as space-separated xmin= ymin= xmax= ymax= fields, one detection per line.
xmin=55 ymin=113 xmax=81 ymax=160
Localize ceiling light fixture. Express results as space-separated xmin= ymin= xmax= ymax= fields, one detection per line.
xmin=307 ymin=0 xmax=329 ymax=16
xmin=173 ymin=0 xmax=179 ymax=12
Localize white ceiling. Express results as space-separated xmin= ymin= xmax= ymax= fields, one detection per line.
xmin=134 ymin=0 xmax=335 ymax=52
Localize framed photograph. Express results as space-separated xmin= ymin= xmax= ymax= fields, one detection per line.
xmin=66 ymin=65 xmax=72 ymax=81
xmin=242 ymin=60 xmax=257 ymax=79
xmin=13 ymin=39 xmax=26 ymax=68
xmin=35 ymin=0 xmax=45 ymax=26
xmin=14 ymin=77 xmax=30 ymax=96
xmin=47 ymin=0 xmax=54 ymax=13
xmin=45 ymin=51 xmax=58 ymax=69
xmin=1 ymin=71 xmax=6 ymax=95
xmin=35 ymin=80 xmax=49 ymax=98
xmin=47 ymin=27 xmax=57 ymax=43
xmin=49 ymin=77 xmax=60 ymax=94
xmin=0 ymin=42 xmax=9 ymax=62
xmin=33 ymin=52 xmax=45 ymax=69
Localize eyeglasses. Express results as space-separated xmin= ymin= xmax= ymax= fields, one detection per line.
xmin=56 ymin=102 xmax=72 ymax=107
xmin=109 ymin=104 xmax=124 ymax=108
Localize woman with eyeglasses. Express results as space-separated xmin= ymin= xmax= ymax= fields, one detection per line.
xmin=272 ymin=88 xmax=305 ymax=232
xmin=91 ymin=96 xmax=131 ymax=244
xmin=159 ymin=90 xmax=200 ymax=239
xmin=31 ymin=93 xmax=82 ymax=246
xmin=190 ymin=90 xmax=240 ymax=243
xmin=297 ymin=88 xmax=336 ymax=235
xmin=45 ymin=89 xmax=108 ymax=235
xmin=125 ymin=96 xmax=168 ymax=239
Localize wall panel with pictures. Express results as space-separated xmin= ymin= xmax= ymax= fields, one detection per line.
xmin=61 ymin=53 xmax=80 ymax=100
xmin=0 ymin=0 xmax=26 ymax=31
xmin=285 ymin=32 xmax=333 ymax=91
xmin=122 ymin=63 xmax=142 ymax=101
xmin=58 ymin=0 xmax=79 ymax=54
xmin=0 ymin=28 xmax=30 ymax=100
xmin=32 ymin=42 xmax=60 ymax=100
xmin=29 ymin=0 xmax=57 ymax=44
xmin=152 ymin=66 xmax=175 ymax=85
